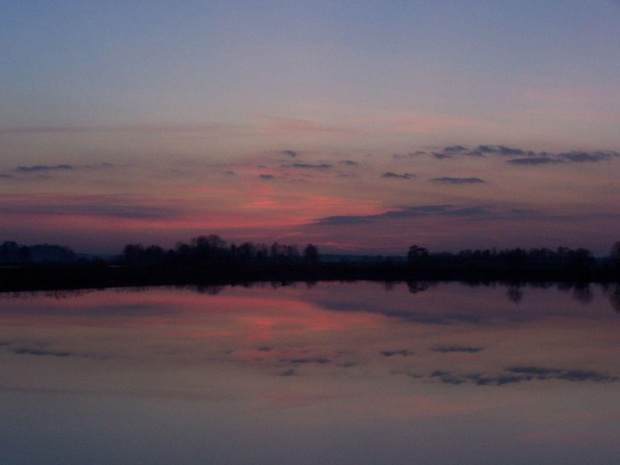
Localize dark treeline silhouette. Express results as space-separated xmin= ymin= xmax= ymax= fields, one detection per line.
xmin=119 ymin=235 xmax=320 ymax=267
xmin=0 ymin=241 xmax=77 ymax=264
xmin=407 ymin=244 xmax=601 ymax=274
xmin=0 ymin=237 xmax=619 ymax=292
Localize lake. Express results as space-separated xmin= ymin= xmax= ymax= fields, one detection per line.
xmin=1 ymin=282 xmax=618 ymax=465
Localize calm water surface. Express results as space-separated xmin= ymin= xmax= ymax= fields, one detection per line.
xmin=1 ymin=282 xmax=618 ymax=465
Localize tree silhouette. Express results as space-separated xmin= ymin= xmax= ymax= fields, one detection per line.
xmin=507 ymin=285 xmax=524 ymax=304
xmin=610 ymin=241 xmax=620 ymax=269
xmin=407 ymin=245 xmax=429 ymax=267
xmin=610 ymin=286 xmax=620 ymax=313
xmin=303 ymin=244 xmax=320 ymax=264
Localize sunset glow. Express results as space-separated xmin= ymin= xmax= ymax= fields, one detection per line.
xmin=2 ymin=1 xmax=619 ymax=255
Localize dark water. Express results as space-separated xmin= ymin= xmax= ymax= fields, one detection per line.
xmin=1 ymin=282 xmax=618 ymax=465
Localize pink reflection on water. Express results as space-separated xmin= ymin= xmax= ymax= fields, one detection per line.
xmin=1 ymin=283 xmax=618 ymax=465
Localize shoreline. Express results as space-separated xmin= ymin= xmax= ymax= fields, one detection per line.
xmin=1 ymin=262 xmax=618 ymax=293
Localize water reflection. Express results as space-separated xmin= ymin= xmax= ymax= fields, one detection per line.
xmin=5 ymin=279 xmax=620 ymax=308
xmin=505 ymin=284 xmax=524 ymax=304
xmin=606 ymin=285 xmax=620 ymax=312
xmin=0 ymin=282 xmax=618 ymax=465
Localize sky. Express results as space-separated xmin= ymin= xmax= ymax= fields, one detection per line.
xmin=2 ymin=1 xmax=620 ymax=255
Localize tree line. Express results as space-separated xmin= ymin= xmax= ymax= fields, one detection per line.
xmin=2 ymin=237 xmax=620 ymax=272
xmin=1 ymin=237 xmax=618 ymax=292
xmin=0 ymin=241 xmax=77 ymax=264
xmin=119 ymin=235 xmax=320 ymax=267
xmin=406 ymin=244 xmax=620 ymax=273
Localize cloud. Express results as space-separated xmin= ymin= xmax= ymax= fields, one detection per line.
xmin=473 ymin=145 xmax=533 ymax=157
xmin=381 ymin=349 xmax=413 ymax=357
xmin=10 ymin=347 xmax=72 ymax=357
xmin=506 ymin=150 xmax=619 ymax=165
xmin=0 ymin=301 xmax=175 ymax=320
xmin=15 ymin=164 xmax=74 ymax=173
xmin=510 ymin=208 xmax=539 ymax=215
xmin=557 ymin=151 xmax=618 ymax=162
xmin=314 ymin=203 xmax=499 ymax=227
xmin=507 ymin=157 xmax=562 ymax=166
xmin=384 ymin=311 xmax=482 ymax=325
xmin=0 ymin=174 xmax=13 ymax=179
xmin=4 ymin=337 xmax=112 ymax=359
xmin=496 ymin=146 xmax=527 ymax=156
xmin=555 ymin=370 xmax=617 ymax=382
xmin=429 ymin=370 xmax=468 ymax=385
xmin=314 ymin=204 xmax=470 ymax=226
xmin=21 ymin=204 xmax=178 ymax=220
xmin=339 ymin=160 xmax=359 ymax=166
xmin=428 ymin=366 xmax=618 ymax=387
xmin=2 ymin=342 xmax=114 ymax=361
xmin=476 ymin=145 xmax=494 ymax=154
xmin=432 ymin=146 xmax=486 ymax=159
xmin=282 ymin=162 xmax=333 ymax=170
xmin=431 ymin=177 xmax=485 ymax=184
xmin=259 ymin=174 xmax=275 ymax=180
xmin=282 ymin=357 xmax=330 ymax=365
xmin=314 ymin=206 xmax=440 ymax=225
xmin=307 ymin=298 xmax=484 ymax=326
xmin=443 ymin=145 xmax=468 ymax=153
xmin=505 ymin=366 xmax=560 ymax=376
xmin=0 ymin=195 xmax=182 ymax=221
xmin=506 ymin=366 xmax=618 ymax=382
xmin=442 ymin=206 xmax=490 ymax=216
xmin=382 ymin=172 xmax=415 ymax=180
xmin=313 ymin=215 xmax=375 ymax=226
xmin=404 ymin=145 xmax=620 ymax=166
xmin=281 ymin=150 xmax=299 ymax=158
xmin=10 ymin=162 xmax=116 ymax=177
xmin=431 ymin=346 xmax=483 ymax=353
xmin=469 ymin=374 xmax=525 ymax=386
